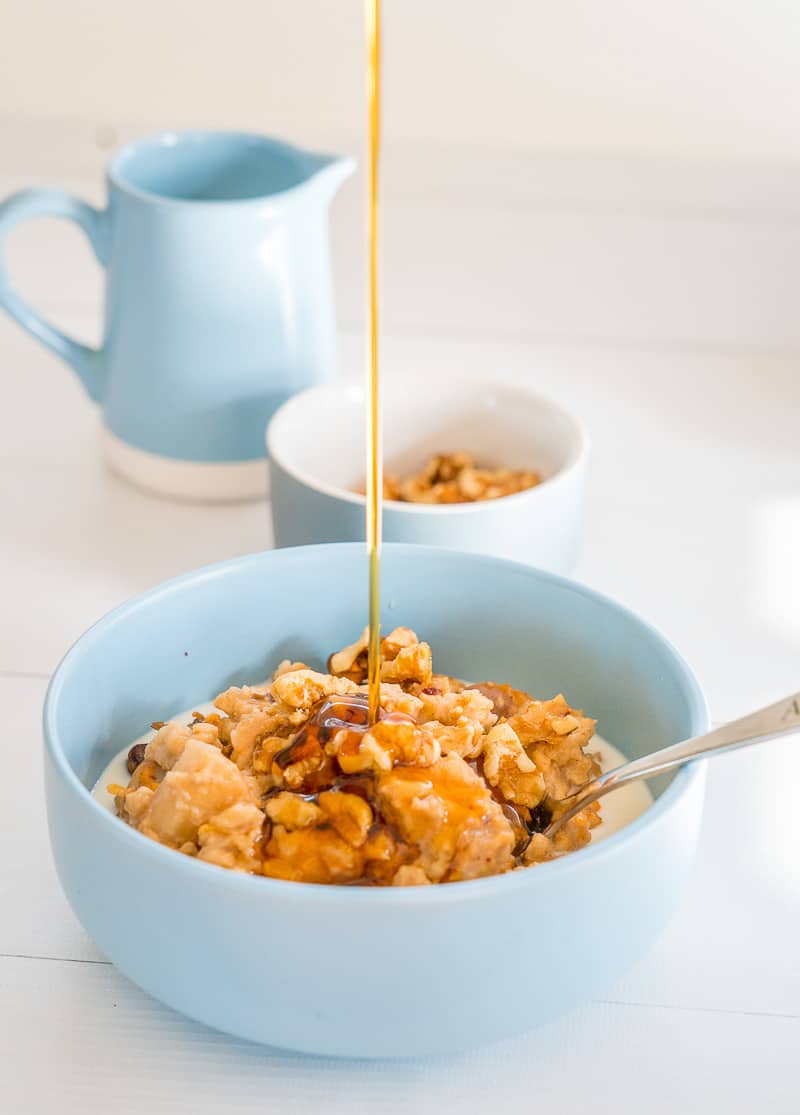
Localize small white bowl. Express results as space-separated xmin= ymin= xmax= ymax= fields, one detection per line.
xmin=267 ymin=377 xmax=589 ymax=572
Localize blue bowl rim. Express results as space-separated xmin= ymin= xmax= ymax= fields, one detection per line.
xmin=44 ymin=542 xmax=708 ymax=905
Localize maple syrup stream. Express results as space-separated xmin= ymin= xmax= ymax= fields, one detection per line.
xmin=365 ymin=0 xmax=382 ymax=724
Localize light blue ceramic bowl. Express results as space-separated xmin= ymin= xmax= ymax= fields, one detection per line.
xmin=44 ymin=544 xmax=707 ymax=1058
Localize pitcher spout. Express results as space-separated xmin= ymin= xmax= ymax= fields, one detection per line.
xmin=303 ymin=152 xmax=356 ymax=201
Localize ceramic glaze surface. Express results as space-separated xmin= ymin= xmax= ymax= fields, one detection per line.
xmin=43 ymin=544 xmax=706 ymax=1057
xmin=0 ymin=131 xmax=353 ymax=476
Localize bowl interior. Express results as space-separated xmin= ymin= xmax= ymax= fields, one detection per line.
xmin=47 ymin=545 xmax=705 ymax=817
xmin=267 ymin=379 xmax=585 ymax=500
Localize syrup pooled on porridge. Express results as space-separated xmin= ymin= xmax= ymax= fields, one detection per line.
xmin=94 ymin=627 xmax=652 ymax=885
xmin=270 ymin=694 xmax=412 ymax=793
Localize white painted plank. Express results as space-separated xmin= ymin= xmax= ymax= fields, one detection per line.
xmin=0 ymin=676 xmax=103 ymax=963
xmin=334 ymin=196 xmax=800 ymax=351
xmin=611 ymin=736 xmax=800 ymax=1016
xmin=0 ymin=955 xmax=797 ymax=1115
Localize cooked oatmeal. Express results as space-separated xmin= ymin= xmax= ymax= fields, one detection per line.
xmin=108 ymin=627 xmax=604 ymax=885
xmin=378 ymin=452 xmax=541 ymax=504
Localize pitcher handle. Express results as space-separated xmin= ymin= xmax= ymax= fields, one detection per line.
xmin=0 ymin=187 xmax=108 ymax=401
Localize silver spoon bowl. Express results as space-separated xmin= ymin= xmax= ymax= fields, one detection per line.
xmin=543 ymin=691 xmax=800 ymax=839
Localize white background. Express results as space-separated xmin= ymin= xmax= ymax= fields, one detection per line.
xmin=3 ymin=0 xmax=800 ymax=160
xmin=1 ymin=3 xmax=800 ymax=1112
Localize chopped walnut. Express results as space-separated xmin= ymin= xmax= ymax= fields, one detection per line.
xmin=265 ymin=791 xmax=323 ymax=830
xmin=114 ymin=631 xmax=607 ymax=885
xmin=373 ymin=683 xmax=423 ymax=720
xmin=328 ymin=627 xmax=424 ymax=685
xmin=464 ymin=682 xmax=532 ymax=720
xmin=251 ymin=734 xmax=295 ymax=778
xmin=510 ymin=694 xmax=595 ymax=751
xmin=328 ymin=627 xmax=369 ymax=680
xmin=138 ymin=739 xmax=258 ymax=849
xmin=482 ymin=723 xmax=546 ymax=807
xmin=197 ymin=802 xmax=265 ymax=872
xmin=262 ymin=826 xmax=364 ymax=884
xmin=380 ymin=641 xmax=433 ymax=686
xmin=145 ymin=719 xmax=220 ymax=771
xmin=332 ymin=719 xmax=439 ymax=774
xmin=522 ymin=832 xmax=553 ymax=864
xmin=523 ymin=802 xmax=601 ymax=864
xmin=318 ymin=790 xmax=373 ymax=847
xmin=380 ymin=452 xmax=541 ymax=504
xmin=376 ymin=753 xmax=515 ymax=882
xmin=225 ymin=702 xmax=305 ymax=770
xmin=271 ymin=668 xmax=361 ymax=709
xmin=509 ymin=695 xmax=598 ymax=800
xmin=214 ymin=685 xmax=273 ymax=720
xmin=273 ymin=744 xmax=330 ymax=792
xmin=416 ymin=687 xmax=497 ymax=732
xmin=380 ymin=627 xmax=419 ymax=659
xmin=423 ymin=720 xmax=484 ymax=760
xmin=361 ymin=824 xmax=407 ymax=884
xmin=119 ymin=784 xmax=154 ymax=824
xmin=392 ymin=865 xmax=431 ymax=886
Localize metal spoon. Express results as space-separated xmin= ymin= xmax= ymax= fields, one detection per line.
xmin=543 ymin=691 xmax=800 ymax=838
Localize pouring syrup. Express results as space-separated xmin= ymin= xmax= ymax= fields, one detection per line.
xmin=365 ymin=0 xmax=383 ymax=724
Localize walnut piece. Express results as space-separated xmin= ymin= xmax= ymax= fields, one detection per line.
xmin=271 ymin=668 xmax=361 ymax=709
xmin=376 ymin=753 xmax=515 ymax=883
xmin=138 ymin=739 xmax=258 ymax=849
xmin=380 ymin=452 xmax=541 ymax=504
xmin=265 ymin=791 xmax=323 ymax=830
xmin=328 ymin=628 xmax=369 ymax=679
xmin=197 ymin=802 xmax=265 ymax=872
xmin=332 ymin=719 xmax=439 ymax=774
xmin=482 ymin=722 xmax=546 ymax=807
xmin=380 ymin=641 xmax=433 ymax=686
xmin=317 ymin=790 xmax=373 ymax=847
xmin=114 ymin=631 xmax=605 ymax=885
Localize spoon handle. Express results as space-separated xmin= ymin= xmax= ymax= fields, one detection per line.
xmin=545 ymin=691 xmax=800 ymax=837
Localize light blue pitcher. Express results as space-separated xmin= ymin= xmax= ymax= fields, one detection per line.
xmin=0 ymin=131 xmax=354 ymax=500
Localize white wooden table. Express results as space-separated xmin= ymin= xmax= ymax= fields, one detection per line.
xmin=1 ymin=124 xmax=799 ymax=1112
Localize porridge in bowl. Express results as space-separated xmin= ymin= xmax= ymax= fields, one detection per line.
xmin=96 ymin=627 xmax=651 ymax=885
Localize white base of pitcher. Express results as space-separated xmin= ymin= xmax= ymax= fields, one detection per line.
xmin=101 ymin=428 xmax=269 ymax=503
